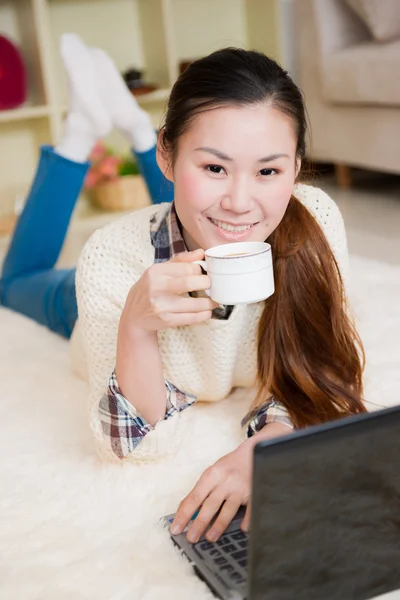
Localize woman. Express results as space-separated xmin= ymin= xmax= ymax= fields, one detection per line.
xmin=76 ymin=47 xmax=365 ymax=542
xmin=1 ymin=39 xmax=365 ymax=544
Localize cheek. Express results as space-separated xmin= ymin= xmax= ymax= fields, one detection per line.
xmin=177 ymin=168 xmax=197 ymax=198
xmin=175 ymin=168 xmax=217 ymax=216
xmin=261 ymin=177 xmax=294 ymax=221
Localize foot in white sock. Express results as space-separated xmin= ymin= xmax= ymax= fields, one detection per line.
xmin=91 ymin=47 xmax=157 ymax=153
xmin=56 ymin=34 xmax=112 ymax=163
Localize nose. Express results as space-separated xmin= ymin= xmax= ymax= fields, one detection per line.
xmin=220 ymin=174 xmax=253 ymax=214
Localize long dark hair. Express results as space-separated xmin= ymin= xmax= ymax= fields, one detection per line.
xmin=160 ymin=48 xmax=365 ymax=427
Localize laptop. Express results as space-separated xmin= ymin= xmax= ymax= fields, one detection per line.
xmin=163 ymin=405 xmax=400 ymax=600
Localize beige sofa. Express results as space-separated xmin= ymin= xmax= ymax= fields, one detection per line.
xmin=296 ymin=0 xmax=400 ymax=186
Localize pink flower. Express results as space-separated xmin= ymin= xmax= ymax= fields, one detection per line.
xmin=99 ymin=155 xmax=120 ymax=178
xmin=85 ymin=143 xmax=126 ymax=190
xmin=85 ymin=170 xmax=101 ymax=190
xmin=90 ymin=141 xmax=107 ymax=162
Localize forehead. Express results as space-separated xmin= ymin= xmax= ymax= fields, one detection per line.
xmin=179 ymin=103 xmax=297 ymax=157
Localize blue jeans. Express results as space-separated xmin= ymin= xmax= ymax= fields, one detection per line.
xmin=0 ymin=145 xmax=173 ymax=338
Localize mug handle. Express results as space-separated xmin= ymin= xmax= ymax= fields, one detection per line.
xmin=194 ymin=260 xmax=211 ymax=297
xmin=194 ymin=260 xmax=207 ymax=271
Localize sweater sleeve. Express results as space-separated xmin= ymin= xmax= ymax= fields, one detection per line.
xmin=75 ymin=211 xmax=194 ymax=462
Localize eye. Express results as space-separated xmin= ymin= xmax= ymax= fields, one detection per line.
xmin=259 ymin=168 xmax=279 ymax=177
xmin=206 ymin=164 xmax=226 ymax=174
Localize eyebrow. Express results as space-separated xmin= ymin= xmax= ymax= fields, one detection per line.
xmin=194 ymin=147 xmax=290 ymax=163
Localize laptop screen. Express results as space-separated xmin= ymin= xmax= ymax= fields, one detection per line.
xmin=249 ymin=407 xmax=400 ymax=600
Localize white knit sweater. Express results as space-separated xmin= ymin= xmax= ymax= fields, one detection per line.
xmin=73 ymin=184 xmax=349 ymax=462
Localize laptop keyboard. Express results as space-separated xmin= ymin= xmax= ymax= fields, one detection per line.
xmin=193 ymin=529 xmax=248 ymax=587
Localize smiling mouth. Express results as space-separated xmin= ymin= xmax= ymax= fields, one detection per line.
xmin=208 ymin=218 xmax=257 ymax=232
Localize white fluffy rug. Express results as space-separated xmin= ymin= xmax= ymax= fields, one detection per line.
xmin=0 ymin=254 xmax=399 ymax=600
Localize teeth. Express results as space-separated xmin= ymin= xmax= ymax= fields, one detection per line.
xmin=211 ymin=219 xmax=252 ymax=232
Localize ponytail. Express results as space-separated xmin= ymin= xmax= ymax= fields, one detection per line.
xmin=253 ymin=195 xmax=366 ymax=428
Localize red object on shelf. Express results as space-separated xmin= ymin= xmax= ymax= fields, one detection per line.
xmin=131 ymin=85 xmax=157 ymax=96
xmin=0 ymin=35 xmax=27 ymax=110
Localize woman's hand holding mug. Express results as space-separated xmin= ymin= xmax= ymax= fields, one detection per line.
xmin=121 ymin=249 xmax=218 ymax=335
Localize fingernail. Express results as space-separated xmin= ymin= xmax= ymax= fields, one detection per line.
xmin=207 ymin=530 xmax=219 ymax=542
xmin=170 ymin=523 xmax=181 ymax=535
xmin=187 ymin=532 xmax=199 ymax=544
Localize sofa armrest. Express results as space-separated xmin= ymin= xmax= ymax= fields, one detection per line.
xmin=313 ymin=0 xmax=371 ymax=56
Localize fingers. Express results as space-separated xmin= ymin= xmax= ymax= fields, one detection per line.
xmin=171 ymin=249 xmax=205 ymax=263
xmin=168 ymin=274 xmax=211 ymax=295
xmin=186 ymin=491 xmax=227 ymax=543
xmin=166 ymin=249 xmax=205 ymax=276
xmin=205 ymin=495 xmax=244 ymax=542
xmin=177 ymin=492 xmax=245 ymax=544
xmin=170 ymin=450 xmax=251 ymax=545
xmin=148 ymin=251 xmax=211 ymax=295
xmin=171 ymin=470 xmax=216 ymax=536
xmin=138 ymin=249 xmax=219 ymax=329
xmin=170 ymin=296 xmax=215 ymax=313
xmin=241 ymin=503 xmax=251 ymax=533
xmin=164 ymin=311 xmax=213 ymax=327
xmin=140 ymin=290 xmax=215 ymax=329
xmin=151 ymin=260 xmax=203 ymax=279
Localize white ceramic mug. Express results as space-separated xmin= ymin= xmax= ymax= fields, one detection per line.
xmin=195 ymin=241 xmax=274 ymax=305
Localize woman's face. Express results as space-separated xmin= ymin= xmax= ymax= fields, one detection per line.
xmin=159 ymin=102 xmax=299 ymax=251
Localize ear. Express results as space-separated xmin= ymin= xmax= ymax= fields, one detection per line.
xmin=156 ymin=129 xmax=174 ymax=183
xmin=295 ymin=158 xmax=302 ymax=180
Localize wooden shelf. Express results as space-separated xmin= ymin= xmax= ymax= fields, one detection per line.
xmin=0 ymin=105 xmax=50 ymax=124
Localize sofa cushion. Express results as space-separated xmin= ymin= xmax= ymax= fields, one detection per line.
xmin=345 ymin=0 xmax=400 ymax=42
xmin=321 ymin=38 xmax=400 ymax=107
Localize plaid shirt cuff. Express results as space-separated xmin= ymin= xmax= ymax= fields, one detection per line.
xmin=99 ymin=370 xmax=197 ymax=459
xmin=245 ymin=398 xmax=294 ymax=438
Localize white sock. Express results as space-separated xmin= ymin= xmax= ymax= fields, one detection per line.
xmin=56 ymin=113 xmax=100 ymax=163
xmin=91 ymin=47 xmax=157 ymax=153
xmin=56 ymin=34 xmax=112 ymax=163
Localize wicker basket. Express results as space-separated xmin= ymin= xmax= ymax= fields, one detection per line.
xmin=89 ymin=175 xmax=151 ymax=212
xmin=0 ymin=214 xmax=17 ymax=235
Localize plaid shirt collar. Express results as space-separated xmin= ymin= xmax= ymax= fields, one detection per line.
xmin=151 ymin=202 xmax=186 ymax=263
